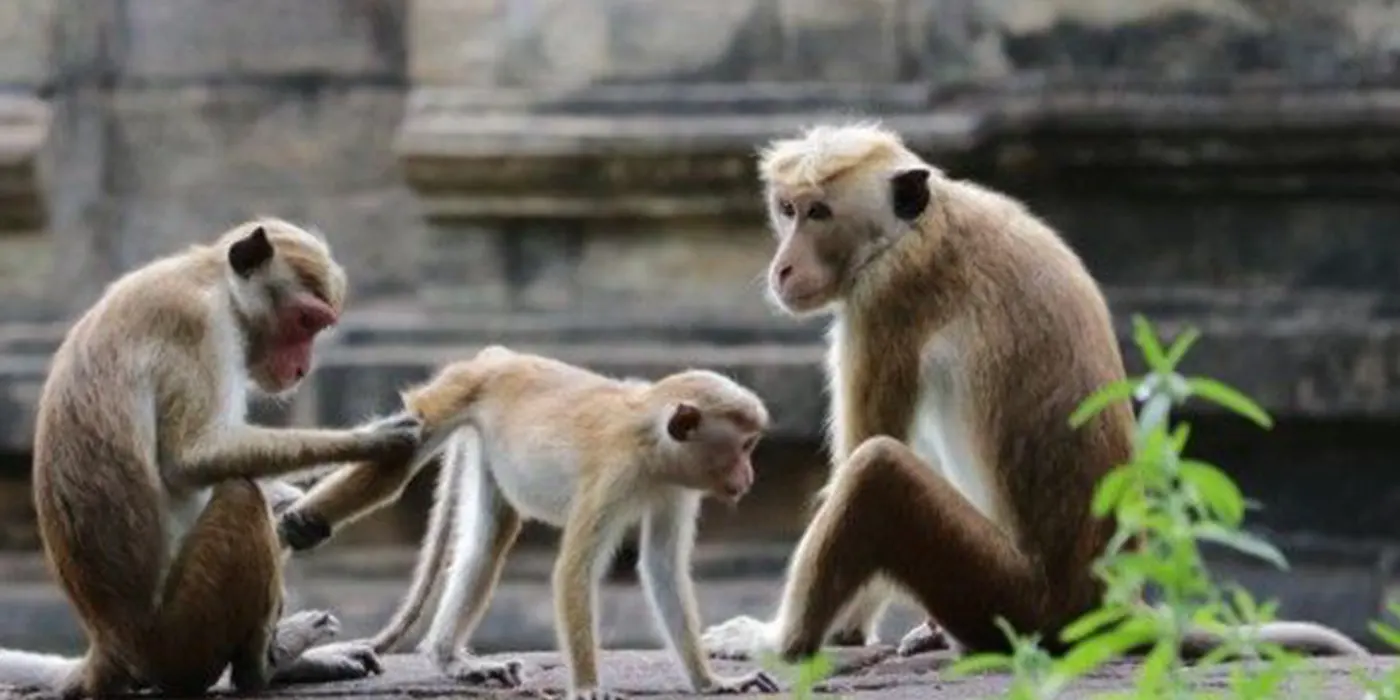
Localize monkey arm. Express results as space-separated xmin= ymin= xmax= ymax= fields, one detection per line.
xmin=552 ymin=492 xmax=633 ymax=693
xmin=637 ymin=492 xmax=715 ymax=691
xmin=168 ymin=422 xmax=418 ymax=490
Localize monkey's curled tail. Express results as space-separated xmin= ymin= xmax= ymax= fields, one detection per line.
xmin=367 ymin=428 xmax=474 ymax=654
xmin=1183 ymin=620 xmax=1370 ymax=658
xmin=0 ymin=648 xmax=81 ymax=693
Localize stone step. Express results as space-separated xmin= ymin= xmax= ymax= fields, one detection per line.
xmin=0 ymin=532 xmax=1390 ymax=656
xmin=0 ymin=288 xmax=1398 ymax=452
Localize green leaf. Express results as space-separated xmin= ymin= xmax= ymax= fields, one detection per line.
xmin=1132 ymin=315 xmax=1168 ymax=371
xmin=1186 ymin=377 xmax=1273 ymax=429
xmin=1053 ymin=617 xmax=1158 ymax=679
xmin=1195 ymin=524 xmax=1289 ymax=570
xmin=1091 ymin=466 xmax=1134 ymax=517
xmin=1163 ymin=325 xmax=1202 ymax=371
xmin=1369 ymin=620 xmax=1400 ymax=651
xmin=1069 ymin=377 xmax=1140 ymax=428
xmin=1136 ymin=639 xmax=1178 ymax=692
xmin=1180 ymin=460 xmax=1246 ymax=526
xmin=1059 ymin=605 xmax=1132 ymax=644
xmin=946 ymin=652 xmax=1012 ymax=677
xmin=1170 ymin=423 xmax=1192 ymax=453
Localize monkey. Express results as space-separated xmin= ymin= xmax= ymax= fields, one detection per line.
xmin=698 ymin=122 xmax=1370 ymax=665
xmin=0 ymin=218 xmax=424 ymax=699
xmin=278 ymin=346 xmax=784 ymax=699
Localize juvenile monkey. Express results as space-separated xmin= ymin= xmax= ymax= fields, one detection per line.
xmin=700 ymin=123 xmax=1369 ymax=663
xmin=280 ymin=347 xmax=782 ymax=699
xmin=1 ymin=219 xmax=422 ymax=699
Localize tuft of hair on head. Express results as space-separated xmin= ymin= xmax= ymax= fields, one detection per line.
xmin=757 ymin=120 xmax=907 ymax=190
xmin=651 ymin=369 xmax=771 ymax=438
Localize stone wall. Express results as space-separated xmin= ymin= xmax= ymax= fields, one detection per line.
xmin=1 ymin=0 xmax=1400 ymax=648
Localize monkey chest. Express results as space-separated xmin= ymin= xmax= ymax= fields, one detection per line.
xmin=163 ymin=488 xmax=213 ymax=557
xmin=905 ymin=360 xmax=1002 ymax=526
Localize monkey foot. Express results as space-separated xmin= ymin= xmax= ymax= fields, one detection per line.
xmin=278 ymin=509 xmax=332 ymax=551
xmin=273 ymin=642 xmax=383 ymax=685
xmin=707 ymin=670 xmax=782 ymax=694
xmin=569 ymin=688 xmax=629 ymax=700
xmin=270 ymin=610 xmax=341 ymax=667
xmin=701 ymin=616 xmax=778 ymax=661
xmin=896 ymin=621 xmax=951 ymax=657
xmin=444 ymin=656 xmax=524 ymax=688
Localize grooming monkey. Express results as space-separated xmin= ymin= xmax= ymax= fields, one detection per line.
xmin=279 ymin=346 xmax=782 ymax=699
xmin=0 ymin=219 xmax=423 ymax=699
xmin=700 ymin=123 xmax=1369 ymax=663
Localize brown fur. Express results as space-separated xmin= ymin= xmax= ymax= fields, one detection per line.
xmin=701 ymin=122 xmax=1367 ymax=662
xmin=281 ymin=347 xmax=780 ymax=698
xmin=14 ymin=219 xmax=420 ymax=699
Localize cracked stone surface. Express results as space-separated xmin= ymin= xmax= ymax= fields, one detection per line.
xmin=40 ymin=648 xmax=1377 ymax=700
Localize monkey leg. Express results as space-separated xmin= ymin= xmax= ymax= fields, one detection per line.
xmin=136 ymin=479 xmax=283 ymax=695
xmin=776 ymin=436 xmax=1054 ymax=661
xmin=280 ymin=454 xmax=419 ymax=551
xmin=419 ymin=469 xmax=524 ymax=688
xmin=824 ymin=579 xmax=894 ymax=646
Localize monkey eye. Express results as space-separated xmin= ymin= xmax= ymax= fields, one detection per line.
xmin=778 ymin=200 xmax=796 ymax=218
xmin=807 ymin=202 xmax=832 ymax=221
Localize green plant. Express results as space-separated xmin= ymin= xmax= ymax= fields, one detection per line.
xmin=950 ymin=316 xmax=1301 ymax=698
xmin=760 ymin=649 xmax=837 ymax=700
xmin=1358 ymin=601 xmax=1400 ymax=699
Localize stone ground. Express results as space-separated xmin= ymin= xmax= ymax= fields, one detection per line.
xmin=124 ymin=647 xmax=1391 ymax=700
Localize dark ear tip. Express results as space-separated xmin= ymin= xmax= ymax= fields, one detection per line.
xmin=666 ymin=403 xmax=703 ymax=441
xmin=890 ymin=167 xmax=932 ymax=221
xmin=228 ymin=224 xmax=276 ymax=277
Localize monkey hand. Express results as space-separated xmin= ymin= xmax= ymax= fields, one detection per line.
xmin=704 ymin=670 xmax=782 ymax=694
xmin=896 ymin=620 xmax=951 ymax=657
xmin=442 ymin=655 xmax=524 ymax=688
xmin=355 ymin=412 xmax=425 ymax=462
xmin=701 ymin=616 xmax=779 ymax=661
xmin=272 ymin=641 xmax=383 ymax=685
xmin=277 ymin=508 xmax=332 ymax=551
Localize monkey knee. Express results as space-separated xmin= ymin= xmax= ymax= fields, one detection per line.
xmin=840 ymin=436 xmax=910 ymax=488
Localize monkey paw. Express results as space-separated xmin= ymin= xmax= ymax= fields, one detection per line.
xmin=701 ymin=616 xmax=778 ymax=661
xmin=358 ymin=411 xmax=424 ymax=461
xmin=444 ymin=656 xmax=524 ymax=688
xmin=278 ymin=509 xmax=332 ymax=551
xmin=275 ymin=641 xmax=383 ymax=684
xmin=271 ymin=610 xmax=341 ymax=667
xmin=896 ymin=621 xmax=952 ymax=657
xmin=569 ymin=688 xmax=629 ymax=700
xmin=707 ymin=670 xmax=782 ymax=694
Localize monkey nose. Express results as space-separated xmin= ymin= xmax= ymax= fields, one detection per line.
xmin=776 ymin=265 xmax=794 ymax=284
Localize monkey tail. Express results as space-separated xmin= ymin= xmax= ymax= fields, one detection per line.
xmin=1181 ymin=620 xmax=1370 ymax=658
xmin=367 ymin=428 xmax=472 ymax=654
xmin=0 ymin=648 xmax=82 ymax=693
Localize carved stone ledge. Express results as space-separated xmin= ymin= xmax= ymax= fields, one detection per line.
xmin=395 ymin=86 xmax=978 ymax=222
xmin=0 ymin=94 xmax=49 ymax=233
xmin=396 ymin=82 xmax=1400 ymax=216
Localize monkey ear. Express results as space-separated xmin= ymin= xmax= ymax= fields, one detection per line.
xmin=228 ymin=225 xmax=275 ymax=278
xmin=890 ymin=168 xmax=931 ymax=221
xmin=666 ymin=403 xmax=703 ymax=442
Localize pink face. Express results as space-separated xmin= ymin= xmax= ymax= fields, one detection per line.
xmin=263 ymin=291 xmax=338 ymax=392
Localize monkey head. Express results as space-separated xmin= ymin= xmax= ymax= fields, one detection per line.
xmin=757 ymin=124 xmax=934 ymax=316
xmin=222 ymin=220 xmax=349 ymax=396
xmin=652 ymin=371 xmax=770 ymax=505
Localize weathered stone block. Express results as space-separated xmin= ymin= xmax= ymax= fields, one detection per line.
xmin=0 ymin=0 xmax=56 ymax=87
xmin=778 ymin=0 xmax=901 ymax=82
xmin=43 ymin=86 xmax=423 ymax=310
xmin=408 ymin=0 xmax=501 ymax=86
xmin=116 ymin=0 xmax=406 ymax=80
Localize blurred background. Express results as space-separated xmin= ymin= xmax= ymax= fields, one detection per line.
xmin=0 ymin=0 xmax=1398 ymax=657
